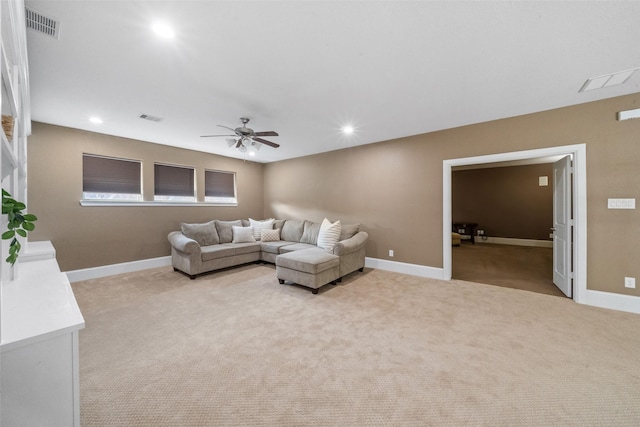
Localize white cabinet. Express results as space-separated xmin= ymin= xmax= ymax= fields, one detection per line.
xmin=1 ymin=248 xmax=85 ymax=427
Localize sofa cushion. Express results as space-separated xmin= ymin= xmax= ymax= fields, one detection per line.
xmin=340 ymin=224 xmax=360 ymax=241
xmin=232 ymin=242 xmax=261 ymax=255
xmin=260 ymin=240 xmax=294 ymax=254
xmin=232 ymin=226 xmax=256 ymax=243
xmin=278 ymin=242 xmax=318 ymax=254
xmin=215 ymin=220 xmax=242 ymax=243
xmin=180 ymin=220 xmax=219 ymax=246
xmin=300 ymin=220 xmax=322 ymax=245
xmin=261 ymin=228 xmax=280 ymax=242
xmin=276 ymin=248 xmax=340 ymax=274
xmin=280 ymin=219 xmax=305 ymax=242
xmin=317 ymin=218 xmax=341 ymax=252
xmin=249 ymin=218 xmax=274 ymax=240
xmin=200 ymin=244 xmax=236 ymax=262
xmin=273 ymin=219 xmax=286 ymax=232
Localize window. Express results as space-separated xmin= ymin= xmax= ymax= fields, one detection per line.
xmin=154 ymin=163 xmax=195 ymax=201
xmin=83 ymin=154 xmax=142 ymax=201
xmin=205 ymin=170 xmax=237 ymax=204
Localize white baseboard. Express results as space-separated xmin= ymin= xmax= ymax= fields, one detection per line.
xmin=476 ymin=236 xmax=553 ymax=248
xmin=366 ymin=256 xmax=640 ymax=315
xmin=66 ymin=255 xmax=640 ymax=315
xmin=65 ymin=256 xmax=171 ymax=283
xmin=365 ymin=257 xmax=445 ymax=280
xmin=582 ymin=290 xmax=640 ymax=315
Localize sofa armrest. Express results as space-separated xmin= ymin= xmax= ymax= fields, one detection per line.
xmin=168 ymin=231 xmax=201 ymax=255
xmin=332 ymin=231 xmax=368 ymax=256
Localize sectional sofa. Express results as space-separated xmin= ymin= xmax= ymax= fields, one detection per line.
xmin=167 ymin=218 xmax=368 ymax=288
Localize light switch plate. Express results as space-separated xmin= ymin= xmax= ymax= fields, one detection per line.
xmin=607 ymin=198 xmax=636 ymax=209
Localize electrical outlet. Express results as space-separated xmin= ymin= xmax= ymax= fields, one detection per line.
xmin=625 ymin=277 xmax=636 ymax=289
xmin=388 ymin=249 xmax=394 ymax=257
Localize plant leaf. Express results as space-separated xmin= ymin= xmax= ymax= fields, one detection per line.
xmin=23 ymin=214 xmax=38 ymax=221
xmin=16 ymin=229 xmax=27 ymax=237
xmin=23 ymin=222 xmax=35 ymax=231
xmin=2 ymin=230 xmax=15 ymax=239
xmin=6 ymin=253 xmax=17 ymax=265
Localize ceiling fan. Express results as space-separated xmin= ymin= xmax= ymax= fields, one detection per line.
xmin=201 ymin=117 xmax=280 ymax=154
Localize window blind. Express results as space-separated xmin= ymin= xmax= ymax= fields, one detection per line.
xmin=154 ymin=164 xmax=195 ymax=197
xmin=83 ymin=154 xmax=141 ymax=194
xmin=205 ymin=170 xmax=236 ymax=198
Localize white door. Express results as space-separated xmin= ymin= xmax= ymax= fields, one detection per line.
xmin=552 ymin=156 xmax=572 ymax=297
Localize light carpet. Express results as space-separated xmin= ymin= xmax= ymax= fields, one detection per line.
xmin=72 ymin=264 xmax=640 ymax=426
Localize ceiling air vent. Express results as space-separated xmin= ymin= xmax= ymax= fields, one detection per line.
xmin=25 ymin=7 xmax=60 ymax=39
xmin=139 ymin=114 xmax=164 ymax=123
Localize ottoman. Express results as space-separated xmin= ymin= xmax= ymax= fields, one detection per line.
xmin=275 ymin=248 xmax=340 ymax=294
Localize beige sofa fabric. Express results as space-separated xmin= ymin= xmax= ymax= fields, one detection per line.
xmin=168 ymin=218 xmax=368 ymax=281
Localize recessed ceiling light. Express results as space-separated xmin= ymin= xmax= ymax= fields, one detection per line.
xmin=342 ymin=125 xmax=354 ymax=135
xmin=152 ymin=22 xmax=175 ymax=39
xmin=89 ymin=117 xmax=103 ymax=124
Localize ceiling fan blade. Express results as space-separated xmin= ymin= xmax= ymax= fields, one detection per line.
xmin=254 ymin=131 xmax=279 ymax=137
xmin=201 ymin=134 xmax=235 ymax=138
xmin=217 ymin=124 xmax=237 ymax=133
xmin=253 ymin=137 xmax=280 ymax=148
xmin=235 ymin=140 xmax=243 ymax=148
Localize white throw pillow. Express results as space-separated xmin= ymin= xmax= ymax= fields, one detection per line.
xmin=232 ymin=226 xmax=256 ymax=243
xmin=249 ymin=218 xmax=274 ymax=241
xmin=317 ymin=218 xmax=341 ymax=252
xmin=261 ymin=228 xmax=280 ymax=242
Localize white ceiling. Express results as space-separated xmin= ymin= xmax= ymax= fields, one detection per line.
xmin=25 ymin=1 xmax=640 ymax=163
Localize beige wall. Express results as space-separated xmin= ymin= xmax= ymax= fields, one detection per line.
xmin=452 ymin=164 xmax=554 ymax=240
xmin=263 ymin=93 xmax=640 ymax=296
xmin=27 ymin=123 xmax=265 ymax=271
xmin=27 ymin=93 xmax=640 ymax=296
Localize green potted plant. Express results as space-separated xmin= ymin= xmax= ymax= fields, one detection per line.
xmin=2 ymin=189 xmax=37 ymax=265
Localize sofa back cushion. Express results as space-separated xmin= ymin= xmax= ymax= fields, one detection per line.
xmin=340 ymin=224 xmax=360 ymax=241
xmin=280 ymin=219 xmax=305 ymax=242
xmin=215 ymin=220 xmax=243 ymax=243
xmin=181 ymin=220 xmax=219 ymax=246
xmin=300 ymin=220 xmax=321 ymax=245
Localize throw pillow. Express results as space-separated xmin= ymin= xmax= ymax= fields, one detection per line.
xmin=249 ymin=218 xmax=274 ymax=241
xmin=232 ymin=225 xmax=256 ymax=243
xmin=317 ymin=218 xmax=341 ymax=252
xmin=181 ymin=220 xmax=219 ymax=246
xmin=261 ymin=228 xmax=280 ymax=242
xmin=215 ymin=220 xmax=242 ymax=243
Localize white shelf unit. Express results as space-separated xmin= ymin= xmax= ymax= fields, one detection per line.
xmin=0 ymin=2 xmax=84 ymax=427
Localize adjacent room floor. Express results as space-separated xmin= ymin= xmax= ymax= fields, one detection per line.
xmin=452 ymin=242 xmax=565 ymax=297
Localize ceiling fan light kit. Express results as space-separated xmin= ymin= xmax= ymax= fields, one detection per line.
xmin=201 ymin=117 xmax=279 ymax=156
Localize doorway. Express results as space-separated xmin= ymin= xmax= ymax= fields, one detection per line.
xmin=442 ymin=144 xmax=587 ymax=303
xmin=450 ymin=160 xmax=562 ymax=296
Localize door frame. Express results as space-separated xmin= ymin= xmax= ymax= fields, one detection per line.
xmin=442 ymin=144 xmax=587 ymax=303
